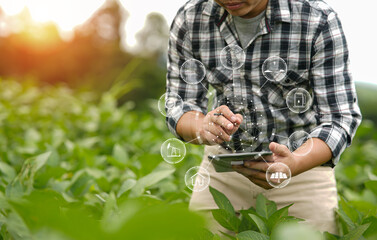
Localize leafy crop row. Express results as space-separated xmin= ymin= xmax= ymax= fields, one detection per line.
xmin=0 ymin=78 xmax=376 ymax=239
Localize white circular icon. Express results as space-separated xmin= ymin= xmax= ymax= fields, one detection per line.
xmin=288 ymin=131 xmax=313 ymax=156
xmin=160 ymin=138 xmax=186 ymax=164
xmin=158 ymin=93 xmax=183 ymax=117
xmin=180 ymin=59 xmax=206 ymax=85
xmin=262 ymin=56 xmax=287 ymax=83
xmin=286 ymin=88 xmax=312 ymax=113
xmin=266 ymin=162 xmax=291 ymax=188
xmin=185 ymin=166 xmax=210 ymax=192
xmin=220 ymin=45 xmax=246 ymax=70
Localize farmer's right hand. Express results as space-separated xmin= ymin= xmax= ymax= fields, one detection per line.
xmin=198 ymin=105 xmax=243 ymax=145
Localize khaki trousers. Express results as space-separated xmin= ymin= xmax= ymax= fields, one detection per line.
xmin=189 ymin=145 xmax=339 ymax=235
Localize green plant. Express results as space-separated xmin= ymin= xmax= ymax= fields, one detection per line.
xmin=208 ymin=186 xmax=373 ymax=240
xmin=0 ymin=78 xmax=206 ymax=239
xmin=1 ymin=78 xmax=377 ymax=239
xmin=334 ymin=121 xmax=377 ymax=240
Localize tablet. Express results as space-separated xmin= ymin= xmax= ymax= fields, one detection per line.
xmin=208 ymin=151 xmax=273 ymax=172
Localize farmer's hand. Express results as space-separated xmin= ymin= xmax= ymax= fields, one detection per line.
xmin=232 ymin=142 xmax=298 ymax=189
xmin=198 ymin=105 xmax=243 ymax=145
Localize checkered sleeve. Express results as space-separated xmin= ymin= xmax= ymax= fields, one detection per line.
xmin=309 ymin=11 xmax=362 ymax=165
xmin=166 ymin=8 xmax=209 ymax=139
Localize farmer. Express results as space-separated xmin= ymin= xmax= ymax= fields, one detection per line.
xmin=165 ymin=0 xmax=361 ymax=234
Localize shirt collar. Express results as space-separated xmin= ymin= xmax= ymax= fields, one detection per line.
xmin=266 ymin=0 xmax=291 ymax=24
xmin=203 ymin=0 xmax=216 ymax=16
xmin=207 ymin=0 xmax=291 ymax=26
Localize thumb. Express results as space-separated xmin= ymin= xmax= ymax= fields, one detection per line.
xmin=269 ymin=142 xmax=290 ymax=157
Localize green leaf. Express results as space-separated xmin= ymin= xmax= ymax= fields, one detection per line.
xmin=6 ymin=180 xmax=24 ymax=199
xmin=323 ymin=232 xmax=341 ymax=240
xmin=220 ymin=231 xmax=236 ymax=240
xmin=112 ymin=201 xmax=206 ymax=240
xmin=68 ymin=171 xmax=93 ymax=197
xmin=31 ymin=152 xmax=52 ymax=173
xmin=129 ymin=165 xmax=175 ymax=197
xmin=77 ymin=137 xmax=100 ymax=148
xmin=117 ymin=179 xmax=137 ymax=198
xmin=239 ymin=208 xmax=260 ymax=232
xmin=102 ymin=199 xmax=142 ymax=232
xmin=271 ymin=222 xmax=322 ymax=240
xmin=0 ymin=162 xmax=16 ymax=183
xmin=33 ymin=228 xmax=71 ymax=240
xmin=212 ymin=209 xmax=241 ymax=232
xmin=341 ymin=223 xmax=370 ymax=240
xmin=236 ymin=230 xmax=269 ymax=240
xmin=363 ymin=216 xmax=377 ymax=238
xmin=209 ymin=186 xmax=235 ymax=214
xmin=365 ymin=180 xmax=377 ymax=196
xmin=338 ymin=196 xmax=361 ymax=225
xmin=102 ymin=192 xmax=118 ymax=222
xmin=196 ymin=228 xmax=215 ymax=240
xmin=256 ymin=194 xmax=276 ymax=219
xmin=336 ymin=208 xmax=356 ymax=235
xmin=2 ymin=212 xmax=32 ymax=240
xmin=8 ymin=190 xmax=106 ymax=240
xmin=112 ymin=144 xmax=129 ymax=166
xmin=248 ymin=214 xmax=268 ymax=235
xmin=267 ymin=204 xmax=293 ymax=231
xmin=213 ymin=234 xmax=223 ymax=240
xmin=239 ymin=212 xmax=258 ymax=233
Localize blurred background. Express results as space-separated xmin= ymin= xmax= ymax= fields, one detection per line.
xmin=0 ymin=0 xmax=375 ymax=113
xmin=0 ymin=0 xmax=376 ymax=239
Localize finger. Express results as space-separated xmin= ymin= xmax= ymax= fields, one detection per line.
xmin=233 ymin=166 xmax=273 ymax=189
xmin=210 ymin=114 xmax=234 ymax=133
xmin=207 ymin=122 xmax=231 ymax=142
xmin=232 ymin=165 xmax=243 ymax=171
xmin=203 ymin=130 xmax=223 ymax=145
xmin=234 ymin=113 xmax=243 ymax=126
xmin=233 ymin=165 xmax=267 ymax=181
xmin=243 ymin=154 xmax=274 ymax=162
xmin=226 ymin=113 xmax=243 ymax=135
xmin=217 ymin=105 xmax=239 ymax=124
xmin=269 ymin=142 xmax=291 ymax=157
xmin=255 ymin=154 xmax=274 ymax=162
xmin=240 ymin=168 xmax=267 ymax=181
xmin=243 ymin=161 xmax=270 ymax=172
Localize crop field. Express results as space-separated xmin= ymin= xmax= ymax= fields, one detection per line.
xmin=0 ymin=79 xmax=376 ymax=239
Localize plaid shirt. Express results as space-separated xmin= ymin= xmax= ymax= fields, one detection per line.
xmin=166 ymin=0 xmax=361 ymax=165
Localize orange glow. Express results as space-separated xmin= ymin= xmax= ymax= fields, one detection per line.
xmin=0 ymin=0 xmax=105 ymax=32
